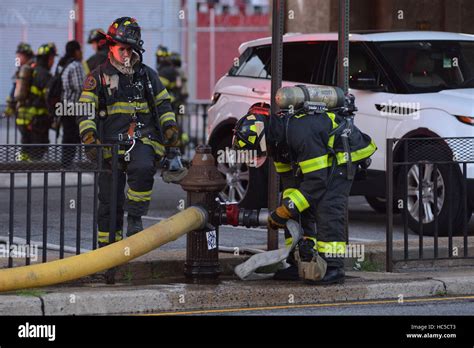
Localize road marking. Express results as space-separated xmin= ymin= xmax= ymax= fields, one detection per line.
xmin=143 ymin=295 xmax=474 ymax=316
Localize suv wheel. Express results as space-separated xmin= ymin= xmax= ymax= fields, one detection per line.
xmin=397 ymin=144 xmax=472 ymax=236
xmin=213 ymin=134 xmax=268 ymax=209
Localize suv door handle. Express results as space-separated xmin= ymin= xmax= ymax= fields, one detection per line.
xmin=252 ymin=88 xmax=269 ymax=94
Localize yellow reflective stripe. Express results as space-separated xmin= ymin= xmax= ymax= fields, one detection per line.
xmin=103 ymin=147 xmax=126 ymax=159
xmin=299 ymin=154 xmax=329 ymax=174
xmin=30 ymin=85 xmax=45 ymax=96
xmin=238 ymin=140 xmax=246 ymax=148
xmin=327 ymin=112 xmax=338 ymax=129
xmin=16 ymin=118 xmax=31 ymax=125
xmin=79 ymin=91 xmax=98 ymax=105
xmin=79 ymin=119 xmax=97 ymax=134
xmin=155 ymin=89 xmax=171 ymax=106
xmin=127 ymin=188 xmax=152 ymax=202
xmin=274 ymin=161 xmax=292 ymax=173
xmin=141 ymin=137 xmax=165 ymax=156
xmin=106 ymin=102 xmax=150 ymax=115
xmin=98 ymin=230 xmax=123 ymax=243
xmin=248 ymin=136 xmax=256 ymax=144
xmin=317 ymin=241 xmax=346 ymax=254
xmin=327 ymin=112 xmax=338 ymax=149
xmin=159 ymin=76 xmax=170 ymax=87
xmin=159 ymin=112 xmax=176 ymax=126
xmin=335 ymin=140 xmax=377 ymax=165
xmin=284 ymin=188 xmax=310 ymax=213
xmin=294 ymin=113 xmax=306 ymax=119
xmin=282 ymin=188 xmax=296 ymax=199
xmin=249 ymin=125 xmax=257 ymax=132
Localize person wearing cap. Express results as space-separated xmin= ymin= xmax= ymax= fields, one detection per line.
xmin=77 ymin=17 xmax=179 ymax=246
xmin=13 ymin=43 xmax=56 ymax=160
xmin=86 ymin=28 xmax=108 ymax=73
xmin=3 ymin=43 xmax=34 ymax=118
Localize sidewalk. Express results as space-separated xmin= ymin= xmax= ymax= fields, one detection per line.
xmin=1 ymin=243 xmax=474 ymax=315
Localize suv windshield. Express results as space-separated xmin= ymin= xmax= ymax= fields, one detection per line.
xmin=375 ymin=40 xmax=474 ymax=93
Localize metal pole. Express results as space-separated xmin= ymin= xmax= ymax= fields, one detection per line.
xmin=338 ymin=0 xmax=351 ymax=243
xmin=210 ymin=8 xmax=216 ymax=101
xmin=267 ymin=0 xmax=285 ymax=251
xmin=338 ymin=0 xmax=350 ymax=93
xmin=187 ymin=0 xmax=198 ymax=102
xmin=386 ymin=139 xmax=394 ymax=272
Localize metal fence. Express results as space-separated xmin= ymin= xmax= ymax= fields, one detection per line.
xmin=386 ymin=137 xmax=474 ymax=272
xmin=0 ymin=144 xmax=119 ymax=267
xmin=175 ymin=101 xmax=210 ymax=160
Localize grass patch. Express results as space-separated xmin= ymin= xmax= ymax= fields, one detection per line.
xmin=354 ymin=259 xmax=382 ymax=272
xmin=16 ymin=289 xmax=46 ymax=297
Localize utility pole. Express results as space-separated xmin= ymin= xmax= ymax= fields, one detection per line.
xmin=267 ymin=0 xmax=285 ymax=251
xmin=338 ymin=0 xmax=350 ymax=243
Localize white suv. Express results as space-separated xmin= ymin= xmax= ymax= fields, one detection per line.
xmin=207 ymin=31 xmax=474 ymax=235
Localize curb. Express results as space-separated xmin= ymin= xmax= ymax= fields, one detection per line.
xmin=2 ymin=273 xmax=473 ymax=315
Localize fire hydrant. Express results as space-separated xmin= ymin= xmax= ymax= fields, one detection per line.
xmin=179 ymin=145 xmax=226 ymax=279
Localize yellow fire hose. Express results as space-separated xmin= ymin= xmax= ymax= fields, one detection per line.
xmin=0 ymin=207 xmax=207 ymax=293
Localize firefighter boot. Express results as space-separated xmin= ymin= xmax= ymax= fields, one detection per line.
xmin=127 ymin=215 xmax=143 ymax=237
xmin=309 ymin=267 xmax=345 ymax=285
xmin=273 ymin=250 xmax=299 ymax=281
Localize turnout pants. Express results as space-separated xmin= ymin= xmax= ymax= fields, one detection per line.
xmin=98 ymin=140 xmax=157 ymax=246
xmin=17 ymin=116 xmax=50 ymax=160
xmin=61 ymin=117 xmax=81 ymax=166
xmin=281 ymin=164 xmax=355 ymax=269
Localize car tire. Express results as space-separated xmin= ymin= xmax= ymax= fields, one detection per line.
xmin=213 ymin=134 xmax=268 ymax=209
xmin=365 ymin=196 xmax=401 ymax=214
xmin=397 ymin=144 xmax=473 ymax=236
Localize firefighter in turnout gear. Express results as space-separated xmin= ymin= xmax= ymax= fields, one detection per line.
xmin=156 ymin=46 xmax=189 ymax=151
xmin=14 ymin=43 xmax=56 ymax=161
xmin=233 ymin=90 xmax=377 ymax=284
xmin=86 ymin=28 xmax=108 ymax=73
xmin=3 ymin=43 xmax=34 ymax=118
xmin=77 ymin=17 xmax=179 ymax=247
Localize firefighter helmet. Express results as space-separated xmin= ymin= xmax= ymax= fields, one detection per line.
xmin=36 ymin=43 xmax=57 ymax=57
xmin=16 ymin=42 xmax=33 ymax=56
xmin=232 ymin=103 xmax=270 ymax=156
xmin=106 ymin=17 xmax=144 ymax=52
xmin=88 ymin=28 xmax=106 ymax=44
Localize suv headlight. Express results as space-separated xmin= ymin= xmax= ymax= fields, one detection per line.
xmin=455 ymin=115 xmax=474 ymax=126
xmin=211 ymin=93 xmax=221 ymax=106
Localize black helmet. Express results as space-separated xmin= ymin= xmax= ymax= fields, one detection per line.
xmin=36 ymin=43 xmax=57 ymax=57
xmin=107 ymin=17 xmax=144 ymax=52
xmin=16 ymin=42 xmax=33 ymax=56
xmin=155 ymin=45 xmax=169 ymax=57
xmin=88 ymin=28 xmax=106 ymax=44
xmin=232 ymin=103 xmax=270 ymax=157
xmin=170 ymin=52 xmax=182 ymax=67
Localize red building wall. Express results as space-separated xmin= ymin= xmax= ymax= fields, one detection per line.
xmin=196 ymin=12 xmax=270 ymax=100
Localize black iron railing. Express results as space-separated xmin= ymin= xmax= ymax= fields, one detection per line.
xmin=386 ymin=137 xmax=474 ymax=271
xmin=0 ymin=144 xmax=119 ymax=267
